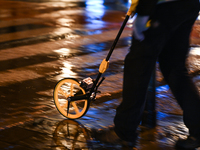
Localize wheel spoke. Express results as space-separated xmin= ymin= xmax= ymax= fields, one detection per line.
xmin=72 ymin=102 xmax=80 ymax=114
xmin=58 ymin=88 xmax=69 ymax=98
xmin=70 ymin=83 xmax=74 ymax=96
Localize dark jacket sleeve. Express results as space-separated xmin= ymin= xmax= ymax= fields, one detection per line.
xmin=136 ymin=0 xmax=159 ymax=16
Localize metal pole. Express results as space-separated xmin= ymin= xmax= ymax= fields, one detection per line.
xmin=106 ymin=15 xmax=129 ymax=61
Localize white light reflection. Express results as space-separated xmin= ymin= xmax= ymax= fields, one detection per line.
xmin=56 ymin=18 xmax=74 ymax=27
xmin=85 ymin=0 xmax=105 ymax=29
xmin=189 ymin=47 xmax=200 ymax=56
xmin=60 ymin=61 xmax=77 ymax=79
xmin=54 ymin=48 xmax=78 ymax=80
xmin=197 ymin=15 xmax=200 ymax=21
xmin=54 ymin=48 xmax=70 ymax=57
xmin=85 ymin=0 xmax=105 ymax=15
xmin=54 ymin=61 xmax=78 ymax=81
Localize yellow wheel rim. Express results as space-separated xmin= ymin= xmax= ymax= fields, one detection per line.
xmin=54 ymin=78 xmax=88 ymax=119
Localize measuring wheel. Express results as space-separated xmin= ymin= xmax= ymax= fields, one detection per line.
xmin=53 ymin=78 xmax=90 ymax=119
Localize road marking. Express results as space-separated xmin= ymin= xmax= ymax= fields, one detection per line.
xmin=0 ymin=69 xmax=42 ymax=86
xmin=0 ymin=27 xmax=73 ymax=42
xmin=0 ymin=29 xmax=131 ymax=61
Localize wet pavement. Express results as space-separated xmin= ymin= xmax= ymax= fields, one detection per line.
xmin=1 ymin=0 xmax=200 ymax=149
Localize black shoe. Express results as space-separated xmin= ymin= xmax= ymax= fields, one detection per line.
xmin=90 ymin=127 xmax=137 ymax=149
xmin=121 ymin=140 xmax=137 ymax=150
xmin=175 ymin=136 xmax=200 ymax=149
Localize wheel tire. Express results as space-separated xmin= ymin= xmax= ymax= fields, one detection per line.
xmin=53 ymin=78 xmax=90 ymax=119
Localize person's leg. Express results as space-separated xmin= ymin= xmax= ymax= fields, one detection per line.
xmin=158 ymin=17 xmax=200 ymax=138
xmin=113 ymin=2 xmax=172 ymax=142
xmin=114 ymin=41 xmax=157 ymax=142
xmin=114 ymin=19 xmax=169 ymax=141
xmin=114 ymin=0 xmax=200 ymax=143
xmin=113 ymin=1 xmax=176 ymax=141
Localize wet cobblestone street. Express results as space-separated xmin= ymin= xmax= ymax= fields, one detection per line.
xmin=1 ymin=0 xmax=200 ymax=149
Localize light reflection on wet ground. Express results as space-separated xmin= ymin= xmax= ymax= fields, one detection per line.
xmin=7 ymin=109 xmax=196 ymax=150
xmin=0 ymin=0 xmax=200 ymax=149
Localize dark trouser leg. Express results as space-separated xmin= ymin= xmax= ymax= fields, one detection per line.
xmin=158 ymin=18 xmax=200 ymax=138
xmin=114 ymin=3 xmax=169 ymax=141
xmin=113 ymin=13 xmax=169 ymax=139
xmin=114 ymin=0 xmax=200 ymax=142
xmin=114 ymin=39 xmax=158 ymax=142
